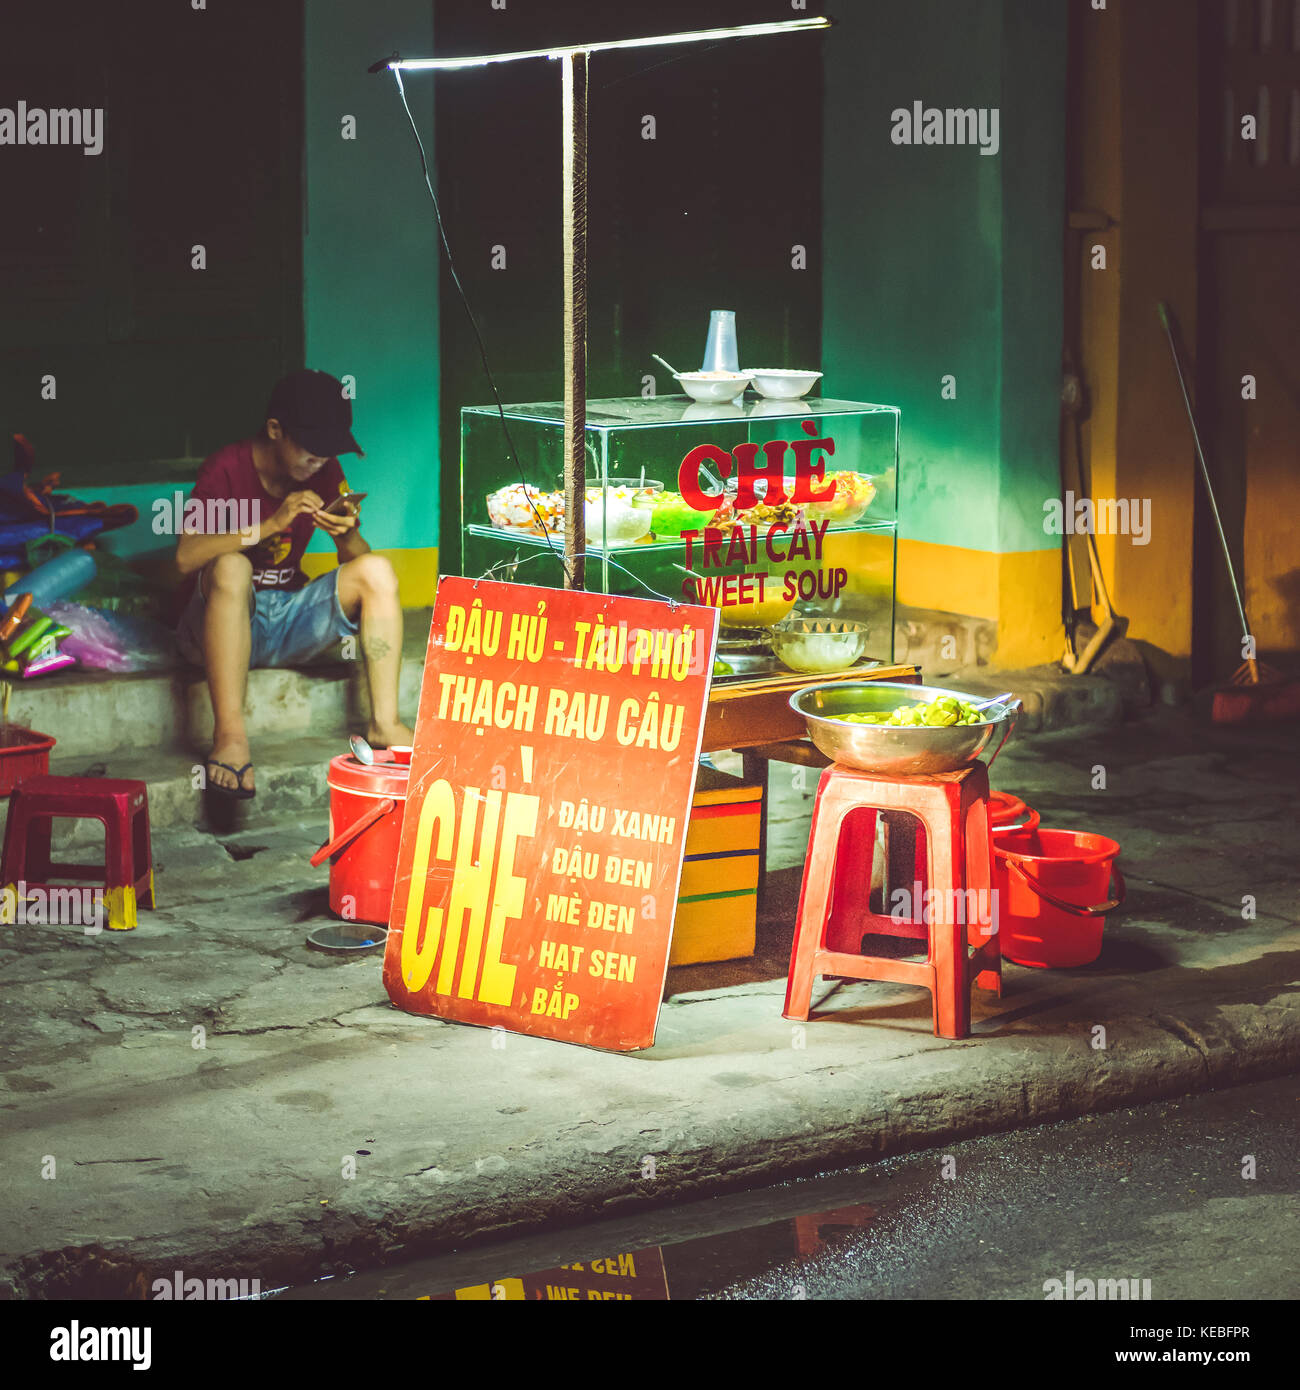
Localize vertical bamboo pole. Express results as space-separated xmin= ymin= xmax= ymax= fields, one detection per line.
xmin=561 ymin=50 xmax=588 ymax=590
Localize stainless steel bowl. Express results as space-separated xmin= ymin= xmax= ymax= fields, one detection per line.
xmin=790 ymin=680 xmax=1022 ymax=776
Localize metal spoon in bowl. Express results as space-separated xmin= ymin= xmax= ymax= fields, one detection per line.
xmin=969 ymin=692 xmax=1014 ymax=713
xmin=654 ymin=354 xmax=726 ymax=492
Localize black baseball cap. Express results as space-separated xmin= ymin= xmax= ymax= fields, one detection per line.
xmin=265 ymin=369 xmax=363 ymax=458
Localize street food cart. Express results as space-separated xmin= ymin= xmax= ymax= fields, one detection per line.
xmin=461 ymin=392 xmax=920 ymax=963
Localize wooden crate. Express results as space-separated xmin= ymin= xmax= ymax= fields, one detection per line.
xmin=669 ymin=766 xmax=763 ymax=967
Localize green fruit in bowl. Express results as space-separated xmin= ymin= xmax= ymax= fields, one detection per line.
xmin=651 ymin=491 xmax=716 ymax=538
xmin=835 ymin=696 xmax=988 ymax=727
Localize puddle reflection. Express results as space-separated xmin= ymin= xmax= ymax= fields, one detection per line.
xmin=423 ymin=1202 xmax=875 ymax=1301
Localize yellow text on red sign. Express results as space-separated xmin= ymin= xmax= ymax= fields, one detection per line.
xmin=399 ymin=781 xmax=538 ymax=1005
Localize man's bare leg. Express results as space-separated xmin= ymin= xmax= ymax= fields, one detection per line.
xmin=202 ymin=552 xmax=256 ymax=794
xmin=336 ymin=553 xmax=414 ymax=747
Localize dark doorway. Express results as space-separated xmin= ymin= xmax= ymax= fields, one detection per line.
xmin=1194 ymin=0 xmax=1300 ymax=681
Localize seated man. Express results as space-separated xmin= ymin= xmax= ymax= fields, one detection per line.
xmin=175 ymin=369 xmax=413 ymax=798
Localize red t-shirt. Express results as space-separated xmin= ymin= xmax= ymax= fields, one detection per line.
xmin=183 ymin=439 xmax=349 ymax=596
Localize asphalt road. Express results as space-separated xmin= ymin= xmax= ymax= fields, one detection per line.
xmin=703 ymin=1074 xmax=1298 ymax=1302
xmin=282 ymin=1073 xmax=1297 ymax=1302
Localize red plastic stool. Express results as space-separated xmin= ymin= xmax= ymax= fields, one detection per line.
xmin=2 ymin=775 xmax=155 ymax=931
xmin=783 ymin=761 xmax=999 ymax=1039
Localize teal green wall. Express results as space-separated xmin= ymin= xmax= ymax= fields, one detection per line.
xmin=998 ymin=1 xmax=1069 ymax=554
xmin=303 ymin=0 xmax=439 ymax=555
xmin=70 ymin=482 xmax=188 ymax=561
xmin=823 ymin=0 xmax=1065 ymax=555
xmin=72 ymin=0 xmax=441 ymax=568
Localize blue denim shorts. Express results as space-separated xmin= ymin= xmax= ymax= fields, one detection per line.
xmin=177 ymin=568 xmax=359 ymax=669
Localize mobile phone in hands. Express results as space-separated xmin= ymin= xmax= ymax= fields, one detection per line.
xmin=320 ymin=491 xmax=368 ymax=516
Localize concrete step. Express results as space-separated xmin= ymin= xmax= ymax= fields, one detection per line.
xmin=9 ymin=603 xmax=1124 ymax=765
xmin=47 ymin=734 xmax=341 ymax=834
xmin=4 ymin=601 xmax=1120 ymax=857
xmin=40 ymin=679 xmax=1111 ymax=843
xmin=890 ymin=603 xmax=997 ymax=677
xmin=5 ymin=614 xmax=433 ymax=759
xmin=946 ymin=663 xmax=1124 ymax=733
xmin=0 ymin=737 xmax=344 ymax=860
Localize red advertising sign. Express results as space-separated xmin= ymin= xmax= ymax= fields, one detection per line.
xmin=382 ymin=577 xmax=719 ymax=1052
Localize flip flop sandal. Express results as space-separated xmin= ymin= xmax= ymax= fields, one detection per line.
xmin=206 ymin=760 xmax=255 ymax=800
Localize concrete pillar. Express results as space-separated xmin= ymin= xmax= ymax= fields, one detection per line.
xmin=303 ymin=0 xmax=440 ymax=601
xmin=1076 ymin=0 xmax=1199 ymax=666
xmin=824 ymin=0 xmax=1067 ymax=670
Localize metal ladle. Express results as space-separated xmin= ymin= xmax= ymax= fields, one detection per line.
xmin=349 ymin=734 xmax=374 ymax=765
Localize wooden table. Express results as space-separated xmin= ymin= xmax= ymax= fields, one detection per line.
xmin=701 ymin=663 xmax=921 ymax=754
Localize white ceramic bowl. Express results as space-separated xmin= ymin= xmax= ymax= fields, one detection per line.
xmin=675 ymin=371 xmax=752 ymax=403
xmin=744 ymin=368 xmax=823 ymax=400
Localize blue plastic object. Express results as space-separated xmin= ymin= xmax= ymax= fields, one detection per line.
xmin=3 ymin=547 xmax=96 ymax=612
xmin=0 ymin=518 xmax=104 ymax=570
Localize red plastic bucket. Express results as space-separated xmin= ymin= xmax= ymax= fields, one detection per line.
xmin=992 ymin=827 xmax=1124 ymax=968
xmin=989 ymin=790 xmax=1039 ymax=833
xmin=312 ymin=749 xmax=409 ymax=926
xmin=0 ymin=726 xmax=56 ymax=795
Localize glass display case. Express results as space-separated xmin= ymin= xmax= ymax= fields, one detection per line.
xmin=461 ymin=395 xmax=900 ymax=666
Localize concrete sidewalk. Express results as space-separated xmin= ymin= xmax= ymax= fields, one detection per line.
xmin=1 ymin=708 xmax=1296 ymax=1298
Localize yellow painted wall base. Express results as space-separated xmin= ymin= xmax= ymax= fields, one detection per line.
xmin=900 ymin=539 xmax=1063 ymax=669
xmin=828 ymin=532 xmax=1064 ymax=669
xmin=302 ymin=546 xmax=440 ymax=607
xmin=993 ymin=549 xmax=1067 ymax=669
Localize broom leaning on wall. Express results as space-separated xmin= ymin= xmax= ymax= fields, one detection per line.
xmin=1157 ymin=302 xmax=1300 ymax=725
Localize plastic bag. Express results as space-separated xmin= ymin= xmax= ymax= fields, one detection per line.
xmin=44 ymin=601 xmax=177 ymax=673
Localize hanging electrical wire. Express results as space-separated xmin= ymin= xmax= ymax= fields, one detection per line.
xmin=390 ymin=66 xmax=575 ymax=587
